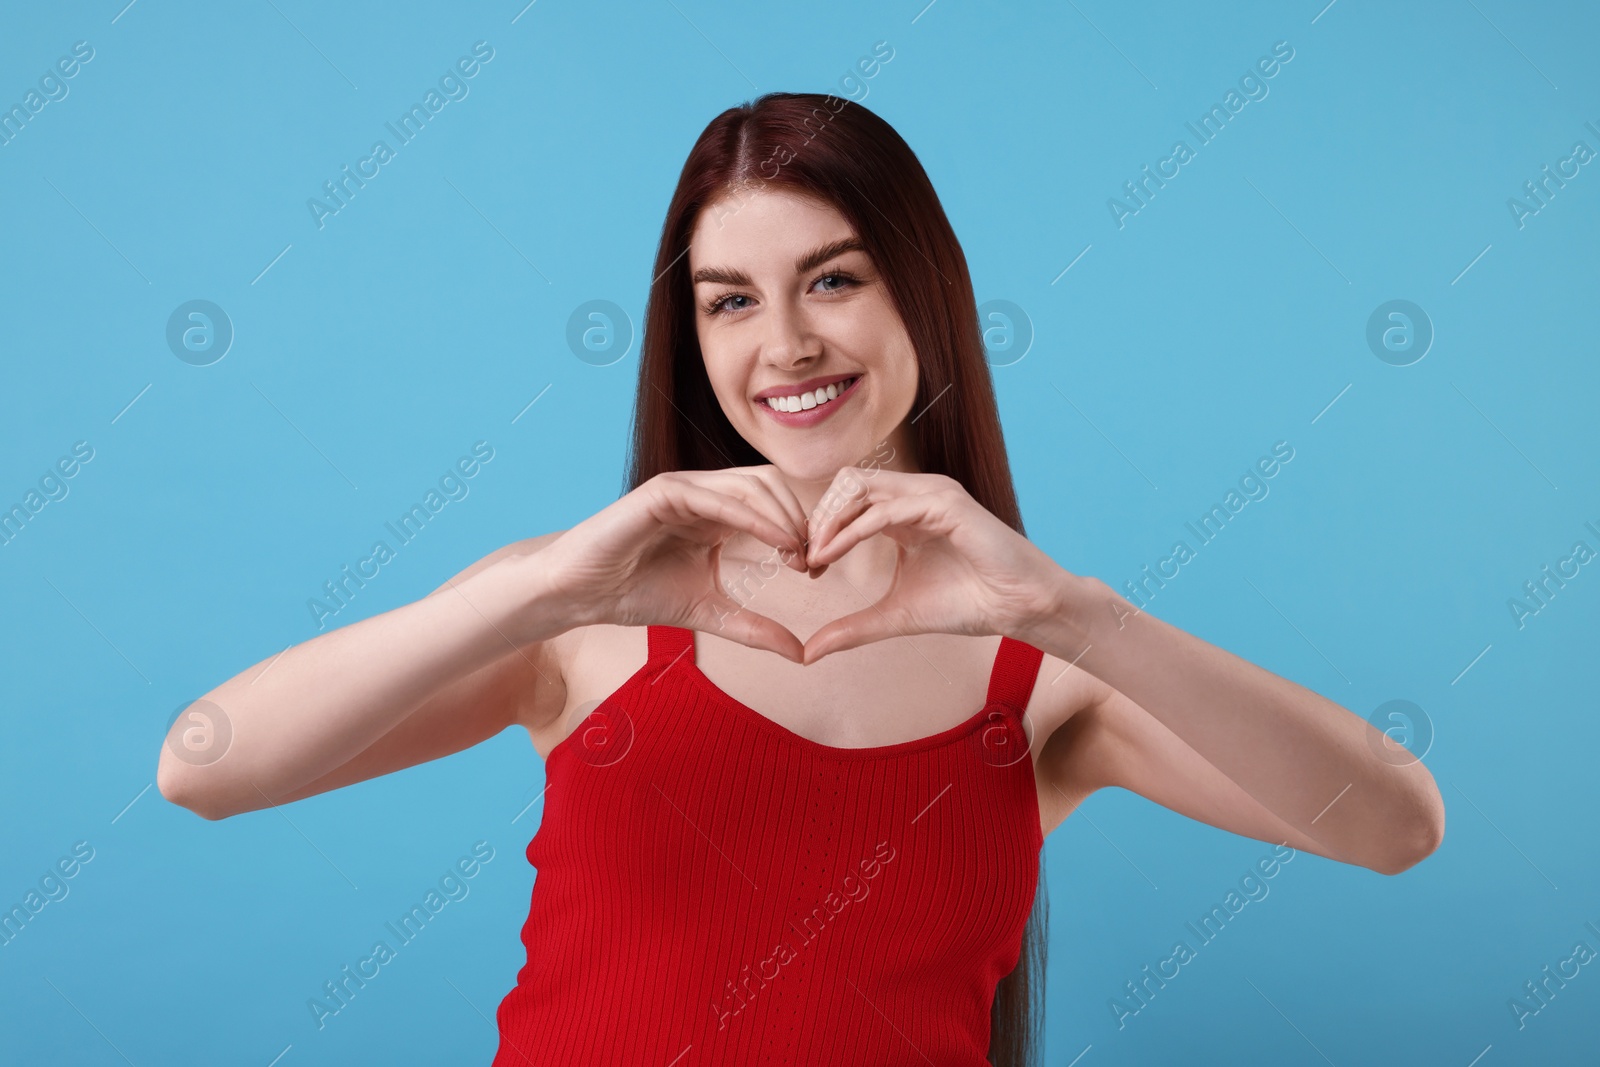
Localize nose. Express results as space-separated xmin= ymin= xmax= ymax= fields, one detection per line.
xmin=760 ymin=296 xmax=823 ymax=370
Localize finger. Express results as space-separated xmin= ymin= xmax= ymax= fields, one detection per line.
xmin=807 ymin=464 xmax=925 ymax=554
xmin=806 ymin=470 xmax=880 ymax=562
xmin=801 ymin=602 xmax=910 ymax=664
xmin=690 ymin=470 xmax=808 ymax=574
xmin=734 ymin=474 xmax=811 ymax=574
xmin=747 ymin=469 xmax=817 ymax=574
xmin=654 ymin=477 xmax=796 ymax=552
xmin=696 ymin=594 xmax=805 ymax=663
xmin=653 ymin=480 xmax=804 ymax=558
xmin=810 ymin=496 xmax=933 ymax=566
xmin=742 ymin=467 xmax=810 ymax=546
xmin=713 ymin=460 xmax=832 ymax=575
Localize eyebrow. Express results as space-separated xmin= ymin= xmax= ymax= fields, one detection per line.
xmin=691 ymin=236 xmax=866 ymax=287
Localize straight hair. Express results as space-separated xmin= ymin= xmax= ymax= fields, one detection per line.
xmin=624 ymin=91 xmax=1046 ymax=1066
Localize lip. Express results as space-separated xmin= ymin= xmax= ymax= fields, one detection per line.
xmin=753 ymin=372 xmax=861 ymax=401
xmin=755 ymin=374 xmax=862 ymax=428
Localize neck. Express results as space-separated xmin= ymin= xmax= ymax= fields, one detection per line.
xmin=781 ymin=427 xmax=916 ymax=513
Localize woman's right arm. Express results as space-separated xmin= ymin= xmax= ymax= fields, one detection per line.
xmin=157 ymin=531 xmax=574 ymax=821
xmin=159 ymin=466 xmax=816 ymax=821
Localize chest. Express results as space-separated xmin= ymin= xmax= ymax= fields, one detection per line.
xmin=696 ymin=629 xmax=1008 ymax=748
xmin=532 ymin=662 xmax=1044 ymax=977
xmin=544 ymin=623 xmax=1098 ymax=839
xmin=568 ymin=624 xmax=1010 ymax=741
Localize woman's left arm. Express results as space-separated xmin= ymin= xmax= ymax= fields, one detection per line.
xmin=803 ymin=468 xmax=1446 ymax=876
xmin=1025 ymin=575 xmax=1445 ymax=875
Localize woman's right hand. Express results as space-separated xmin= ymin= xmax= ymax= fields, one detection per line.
xmin=531 ymin=466 xmax=815 ymax=662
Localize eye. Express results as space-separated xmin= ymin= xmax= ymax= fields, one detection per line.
xmin=702 ymin=269 xmax=862 ymax=318
xmin=813 ymin=270 xmax=860 ymax=295
xmin=704 ymin=292 xmax=753 ymax=316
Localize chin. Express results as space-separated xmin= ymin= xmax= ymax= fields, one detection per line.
xmin=761 ymin=445 xmax=865 ymax=486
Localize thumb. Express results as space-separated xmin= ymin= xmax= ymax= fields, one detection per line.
xmin=697 ymin=597 xmax=806 ymax=664
xmin=801 ymin=603 xmax=908 ymax=665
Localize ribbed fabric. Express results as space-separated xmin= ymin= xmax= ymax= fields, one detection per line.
xmin=491 ymin=625 xmax=1045 ymax=1066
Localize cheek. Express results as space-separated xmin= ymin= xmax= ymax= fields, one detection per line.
xmin=884 ymin=337 xmax=919 ymax=403
xmin=700 ymin=345 xmax=760 ymax=426
xmin=698 ymin=339 xmax=736 ymax=395
xmin=845 ymin=307 xmax=911 ymax=374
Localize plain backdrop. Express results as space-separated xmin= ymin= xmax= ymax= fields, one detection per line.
xmin=1 ymin=1 xmax=1597 ymax=1064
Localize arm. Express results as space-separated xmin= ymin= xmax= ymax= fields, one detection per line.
xmin=796 ymin=467 xmax=1443 ymax=875
xmin=1040 ymin=678 xmax=1358 ymax=865
xmin=158 ymin=532 xmax=571 ymax=820
xmin=162 ymin=463 xmax=824 ymax=821
xmin=1026 ymin=575 xmax=1445 ymax=876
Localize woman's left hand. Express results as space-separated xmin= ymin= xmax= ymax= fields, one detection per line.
xmin=801 ymin=468 xmax=1078 ymax=663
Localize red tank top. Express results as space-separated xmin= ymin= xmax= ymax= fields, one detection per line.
xmin=492 ymin=624 xmax=1045 ymax=1065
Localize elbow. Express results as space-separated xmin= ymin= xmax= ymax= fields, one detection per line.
xmin=1372 ymin=788 xmax=1446 ymax=876
xmin=156 ymin=754 xmax=231 ymax=821
xmin=158 ymin=699 xmax=248 ymax=820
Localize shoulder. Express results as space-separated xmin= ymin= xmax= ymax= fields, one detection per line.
xmin=1022 ymin=645 xmax=1111 ymax=763
xmin=520 ymin=623 xmax=650 ymax=756
xmin=478 ymin=533 xmax=651 ymax=741
xmin=428 ymin=531 xmax=586 ymax=737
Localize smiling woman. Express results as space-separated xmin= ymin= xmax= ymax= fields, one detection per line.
xmin=160 ymin=89 xmax=1442 ymax=1067
xmin=583 ymin=91 xmax=1059 ymax=1065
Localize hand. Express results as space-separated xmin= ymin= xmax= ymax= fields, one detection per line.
xmin=801 ymin=469 xmax=1070 ymax=664
xmin=535 ymin=466 xmax=815 ymax=662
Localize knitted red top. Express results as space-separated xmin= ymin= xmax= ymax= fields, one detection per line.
xmin=492 ymin=624 xmax=1045 ymax=1065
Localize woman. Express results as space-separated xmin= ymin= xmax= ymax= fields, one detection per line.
xmin=158 ymin=92 xmax=1445 ymax=1065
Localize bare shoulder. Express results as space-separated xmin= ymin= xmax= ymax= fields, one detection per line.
xmin=1024 ymin=647 xmax=1111 ymax=763
xmin=429 ymin=529 xmax=575 ymax=736
xmin=1024 ymin=648 xmax=1115 ymax=835
xmin=521 ymin=622 xmax=651 ymax=760
xmin=472 ymin=530 xmax=658 ymax=757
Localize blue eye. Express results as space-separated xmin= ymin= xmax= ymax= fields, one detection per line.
xmin=707 ymin=293 xmax=753 ymax=315
xmin=704 ymin=270 xmax=860 ymax=317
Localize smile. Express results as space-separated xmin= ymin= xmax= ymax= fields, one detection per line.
xmin=757 ymin=375 xmax=861 ymax=426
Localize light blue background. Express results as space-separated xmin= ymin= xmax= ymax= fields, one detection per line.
xmin=3 ymin=1 xmax=1597 ymax=1063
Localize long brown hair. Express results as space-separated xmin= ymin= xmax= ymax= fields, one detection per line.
xmin=624 ymin=91 xmax=1046 ymax=1066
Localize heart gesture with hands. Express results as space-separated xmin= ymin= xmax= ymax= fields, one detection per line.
xmin=534 ymin=463 xmax=1072 ymax=667
xmin=534 ymin=465 xmax=816 ymax=663
xmin=800 ymin=467 xmax=1069 ymax=664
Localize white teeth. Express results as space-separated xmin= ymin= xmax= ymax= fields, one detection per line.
xmin=764 ymin=376 xmax=856 ymax=414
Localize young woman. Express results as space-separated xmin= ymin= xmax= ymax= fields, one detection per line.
xmin=159 ymin=93 xmax=1444 ymax=1066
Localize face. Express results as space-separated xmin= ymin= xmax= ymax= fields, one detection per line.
xmin=688 ymin=186 xmax=919 ymax=486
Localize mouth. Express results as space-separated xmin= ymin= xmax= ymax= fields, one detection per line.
xmin=755 ymin=374 xmax=862 ymax=427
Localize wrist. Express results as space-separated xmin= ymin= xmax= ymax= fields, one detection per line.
xmin=1018 ymin=569 xmax=1107 ymax=660
xmin=496 ymin=547 xmax=588 ymax=644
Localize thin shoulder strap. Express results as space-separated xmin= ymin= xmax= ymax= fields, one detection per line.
xmin=985 ymin=636 xmax=1044 ymax=715
xmin=647 ymin=625 xmax=696 ymax=667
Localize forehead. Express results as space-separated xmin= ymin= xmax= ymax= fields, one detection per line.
xmin=688 ymin=187 xmax=857 ymax=271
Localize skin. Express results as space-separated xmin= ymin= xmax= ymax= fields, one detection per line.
xmin=157 ymin=186 xmax=1444 ymax=875
xmin=691 ymin=186 xmax=921 ymax=489
xmin=544 ymin=186 xmax=1108 ymax=832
